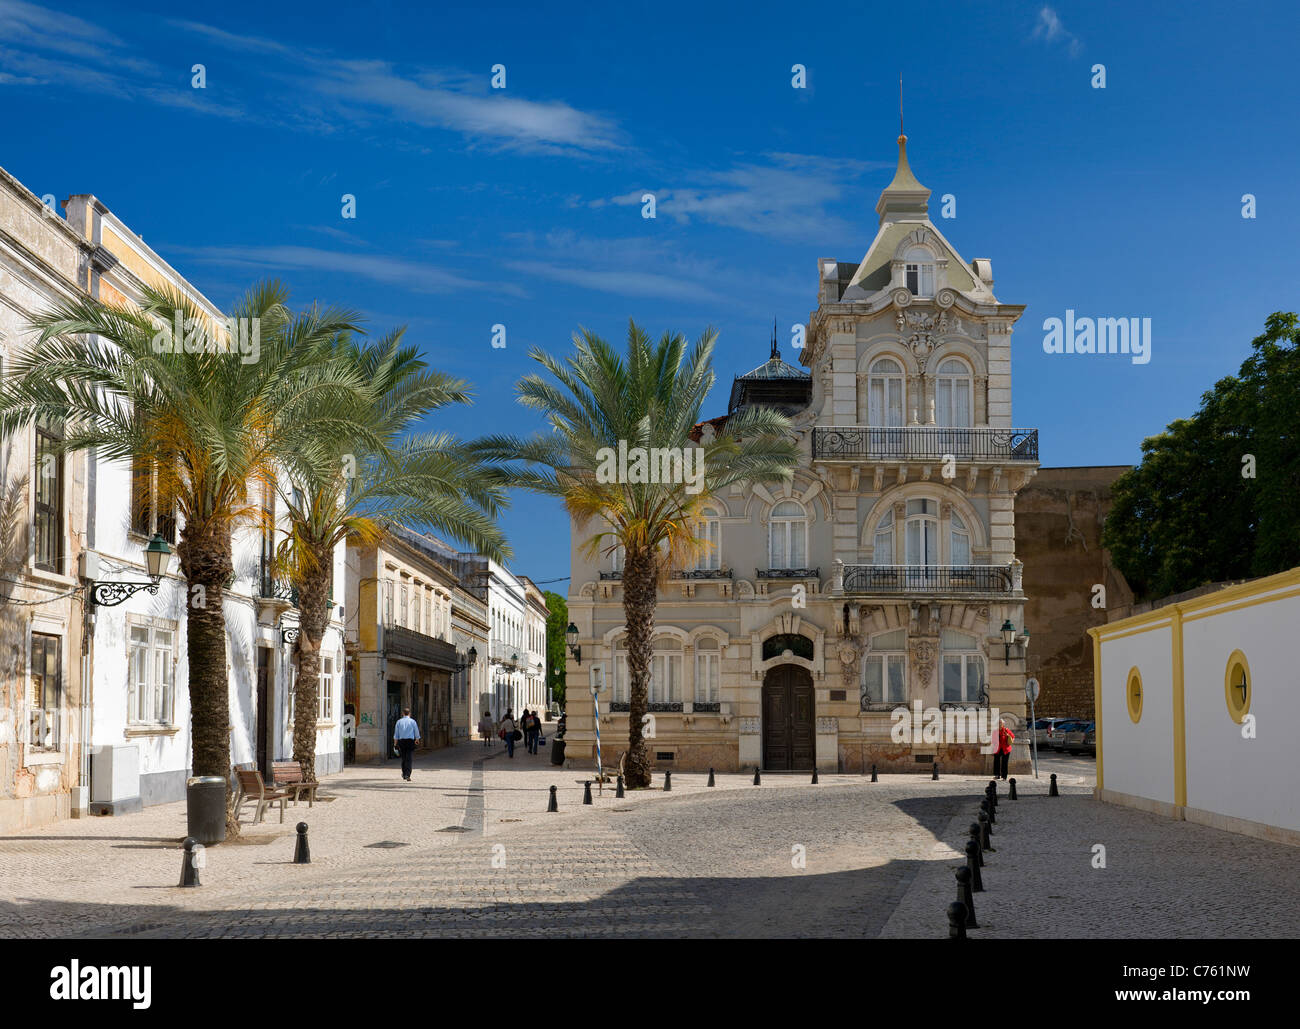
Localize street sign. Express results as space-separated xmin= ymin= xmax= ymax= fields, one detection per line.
xmin=1026 ymin=677 xmax=1040 ymax=702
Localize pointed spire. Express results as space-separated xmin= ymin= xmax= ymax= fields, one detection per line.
xmin=875 ymin=133 xmax=931 ymax=227
xmin=770 ymin=317 xmax=779 ymax=361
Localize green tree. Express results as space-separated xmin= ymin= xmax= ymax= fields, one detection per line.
xmin=0 ymin=282 xmax=371 ymax=835
xmin=479 ymin=321 xmax=798 ymax=787
xmin=544 ymin=589 xmax=567 ymax=710
xmin=1103 ymin=312 xmax=1300 ymax=598
xmin=277 ymin=330 xmax=509 ymax=782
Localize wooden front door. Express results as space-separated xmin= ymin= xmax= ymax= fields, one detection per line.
xmin=762 ymin=665 xmax=815 ymax=770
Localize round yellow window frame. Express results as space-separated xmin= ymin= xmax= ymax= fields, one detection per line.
xmin=1224 ymin=650 xmax=1251 ymax=724
xmin=1125 ymin=666 xmax=1143 ymax=723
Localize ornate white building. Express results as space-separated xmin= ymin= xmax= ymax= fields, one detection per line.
xmin=563 ymin=135 xmax=1038 ymax=774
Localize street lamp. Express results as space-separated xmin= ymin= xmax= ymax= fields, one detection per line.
xmin=91 ymin=534 xmax=172 ymax=606
xmin=565 ymin=622 xmax=582 ymax=665
xmin=1000 ymin=619 xmax=1017 ymax=665
xmin=454 ymin=646 xmax=478 ymax=673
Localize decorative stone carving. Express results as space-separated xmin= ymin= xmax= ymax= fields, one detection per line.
xmin=816 ymin=717 xmax=838 ymax=735
xmin=837 ymin=640 xmax=859 ymax=687
xmin=891 ymin=286 xmax=913 ymax=309
xmin=936 ymin=288 xmax=957 ymax=309
xmin=1010 ymin=558 xmax=1024 ymax=592
xmin=895 ymin=309 xmax=951 ymax=372
xmin=736 ymin=579 xmax=754 ymax=597
xmin=911 ymin=639 xmax=936 ymax=689
xmin=739 ymin=717 xmax=761 ymax=734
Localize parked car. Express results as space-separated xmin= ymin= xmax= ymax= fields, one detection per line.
xmin=1048 ymin=719 xmax=1085 ymax=751
xmin=1065 ymin=721 xmax=1096 ymax=755
xmin=1027 ymin=717 xmax=1071 ymax=750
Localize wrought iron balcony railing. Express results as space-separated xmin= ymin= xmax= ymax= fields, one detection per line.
xmin=259 ymin=577 xmax=299 ymax=606
xmin=812 ymin=426 xmax=1038 ymax=462
xmin=674 ymin=567 xmax=732 ymax=579
xmin=842 ymin=564 xmax=1013 ymax=595
xmin=382 ymin=622 xmax=458 ymax=669
xmin=757 ymin=567 xmax=820 ymax=579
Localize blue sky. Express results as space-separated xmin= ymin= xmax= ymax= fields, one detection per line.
xmin=3 ymin=0 xmax=1298 ymax=584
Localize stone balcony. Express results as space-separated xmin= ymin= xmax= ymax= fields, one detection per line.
xmin=838 ymin=562 xmax=1021 ymax=598
xmin=811 ymin=426 xmax=1038 ymax=463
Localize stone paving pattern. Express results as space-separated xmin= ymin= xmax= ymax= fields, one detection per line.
xmin=1 ymin=738 xmax=1296 ymax=938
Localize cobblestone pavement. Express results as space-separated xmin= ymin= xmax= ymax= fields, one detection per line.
xmin=1 ymin=744 xmax=1294 ymax=938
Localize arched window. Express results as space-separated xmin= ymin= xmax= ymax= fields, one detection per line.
xmin=695 ymin=637 xmax=720 ymax=704
xmin=695 ymin=504 xmax=721 ymax=570
xmin=935 ymin=358 xmax=972 ymax=427
xmin=904 ymin=246 xmax=935 ymax=298
xmin=950 ymin=511 xmax=971 ymax=565
xmin=650 ymin=637 xmax=682 ymax=706
xmin=862 ymin=628 xmax=907 ymax=707
xmin=762 ymin=633 xmax=814 ymax=661
xmin=867 ymin=358 xmax=905 ymax=428
xmin=769 ymin=500 xmax=807 ymax=569
xmin=941 ymin=629 xmax=984 ymax=704
xmin=905 ymin=498 xmax=940 ymax=566
xmin=873 ymin=507 xmax=895 ymax=565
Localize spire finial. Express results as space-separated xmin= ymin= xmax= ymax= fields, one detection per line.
xmin=770 ymin=317 xmax=779 ymax=361
xmin=899 ymin=73 xmax=904 ymax=137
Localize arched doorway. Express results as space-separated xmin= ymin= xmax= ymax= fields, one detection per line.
xmin=761 ymin=665 xmax=815 ymax=770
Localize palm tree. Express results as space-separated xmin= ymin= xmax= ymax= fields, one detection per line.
xmin=479 ymin=321 xmax=799 ymax=787
xmin=276 ymin=330 xmax=510 ymax=782
xmin=0 ymin=282 xmax=372 ymax=833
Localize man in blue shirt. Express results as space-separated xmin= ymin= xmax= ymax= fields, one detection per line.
xmin=393 ymin=707 xmax=421 ymax=781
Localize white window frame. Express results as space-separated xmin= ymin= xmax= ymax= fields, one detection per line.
xmin=862 ymin=630 xmax=907 ymax=707
xmin=941 ymin=631 xmax=985 ymax=704
xmin=905 ymin=498 xmax=940 ymax=567
xmin=904 ymin=247 xmax=935 ymax=298
xmin=127 ymin=618 xmax=177 ymax=726
xmin=694 ymin=640 xmax=720 ymax=703
xmin=769 ymin=500 xmax=808 ymax=569
xmin=935 ymin=358 xmax=973 ymax=428
xmin=867 ymin=358 xmax=905 ymax=428
xmin=873 ymin=508 xmax=895 ymax=565
xmin=319 ymin=656 xmax=335 ymax=723
xmin=695 ymin=505 xmax=721 ymax=570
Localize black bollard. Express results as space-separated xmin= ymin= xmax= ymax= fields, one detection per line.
xmin=753 ymin=768 xmax=761 ymax=786
xmin=583 ymin=781 xmax=593 ymax=805
xmin=811 ymin=767 xmax=819 ymax=784
xmin=932 ymin=762 xmax=939 ymax=781
xmin=981 ymin=797 xmax=996 ymax=827
xmin=1049 ymin=772 xmax=1059 ymax=797
xmin=179 ymin=837 xmax=201 ymax=888
xmin=979 ymin=811 xmax=995 ymax=852
xmin=965 ymin=838 xmax=984 ymax=892
xmin=1009 ymin=777 xmax=1018 ymax=800
xmin=968 ymin=823 xmax=984 ymax=867
xmin=871 ymin=764 xmax=878 ymax=783
xmin=707 ymin=767 xmax=716 ymax=787
xmin=663 ymin=771 xmax=671 ymax=792
xmin=293 ymin=822 xmax=311 ymax=864
xmin=547 ymin=785 xmax=558 ymax=812
xmin=956 ymin=865 xmax=978 ymax=928
xmin=987 ymin=780 xmax=998 ymax=808
xmin=616 ymin=775 xmax=625 ymax=798
xmin=947 ymin=901 xmax=968 ymax=940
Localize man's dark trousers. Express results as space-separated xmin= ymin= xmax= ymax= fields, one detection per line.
xmin=398 ymin=738 xmax=416 ymax=779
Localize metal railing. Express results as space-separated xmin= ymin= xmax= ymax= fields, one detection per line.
xmin=812 ymin=426 xmax=1038 ymax=462
xmin=842 ymin=564 xmax=1013 ymax=594
xmin=756 ymin=567 xmax=820 ymax=579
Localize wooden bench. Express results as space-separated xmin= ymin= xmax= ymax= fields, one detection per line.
xmin=271 ymin=760 xmax=320 ymax=807
xmin=235 ymin=768 xmax=289 ymax=825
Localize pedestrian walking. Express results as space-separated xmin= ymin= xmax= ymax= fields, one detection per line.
xmin=524 ymin=709 xmax=539 ymax=754
xmin=500 ymin=709 xmax=517 ymax=758
xmin=995 ymin=717 xmax=1014 ymax=780
xmin=478 ymin=710 xmax=495 ymax=748
xmin=393 ymin=707 xmax=420 ymax=781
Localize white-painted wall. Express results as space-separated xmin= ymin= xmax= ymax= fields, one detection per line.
xmin=1098 ymin=621 xmax=1175 ymax=804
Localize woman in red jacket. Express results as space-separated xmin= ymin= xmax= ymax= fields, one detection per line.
xmin=995 ymin=718 xmax=1014 ymax=780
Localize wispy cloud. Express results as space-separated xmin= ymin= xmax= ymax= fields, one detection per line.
xmin=169 ymin=243 xmax=524 ymax=297
xmin=591 ymin=153 xmax=889 ymax=239
xmin=1031 ymin=5 xmax=1083 ymax=58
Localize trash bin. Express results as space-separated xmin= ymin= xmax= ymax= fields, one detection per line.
xmin=186 ymin=775 xmax=227 ymax=845
xmin=549 ymin=739 xmax=566 ymax=765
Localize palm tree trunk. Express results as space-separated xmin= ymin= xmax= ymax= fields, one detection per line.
xmin=177 ymin=521 xmax=236 ymax=836
xmin=622 ymin=545 xmax=656 ymax=788
xmin=292 ymin=554 xmax=331 ymax=785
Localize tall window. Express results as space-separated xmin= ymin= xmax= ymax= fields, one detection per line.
xmin=128 ymin=621 xmax=175 ymax=724
xmin=695 ymin=637 xmax=720 ymax=703
xmin=383 ymin=579 xmax=394 ymax=624
xmin=862 ymin=629 xmax=907 ymax=707
xmin=873 ymin=507 xmax=895 ymax=565
xmin=904 ymin=246 xmax=935 ymax=297
xmin=400 ymin=583 xmax=409 ymax=628
xmin=695 ymin=505 xmax=721 ymax=570
xmin=34 ymin=417 xmax=63 ymax=572
xmin=950 ymin=512 xmax=971 ymax=565
xmin=941 ymin=629 xmax=985 ymax=704
xmin=413 ymin=590 xmax=422 ymax=635
xmin=935 ymin=358 xmax=972 ymax=428
xmin=29 ymin=633 xmax=61 ymax=749
xmin=130 ymin=457 xmax=177 ymax=543
xmin=769 ymin=501 xmax=807 ymax=568
xmin=650 ymin=639 xmax=682 ymax=704
xmin=867 ymin=358 xmax=905 ymax=428
xmin=905 ymin=498 xmax=939 ymax=566
xmin=319 ymin=657 xmax=334 ymax=721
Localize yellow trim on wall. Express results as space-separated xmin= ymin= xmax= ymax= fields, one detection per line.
xmin=1125 ymin=666 xmax=1143 ymax=723
xmin=1093 ymin=632 xmax=1103 ymax=790
xmin=1181 ymin=584 xmax=1300 ymax=624
xmin=1170 ymin=608 xmax=1186 ymax=808
xmin=1224 ymin=649 xmax=1251 ymax=724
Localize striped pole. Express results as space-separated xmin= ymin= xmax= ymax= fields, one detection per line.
xmin=592 ymin=692 xmax=603 ymax=794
